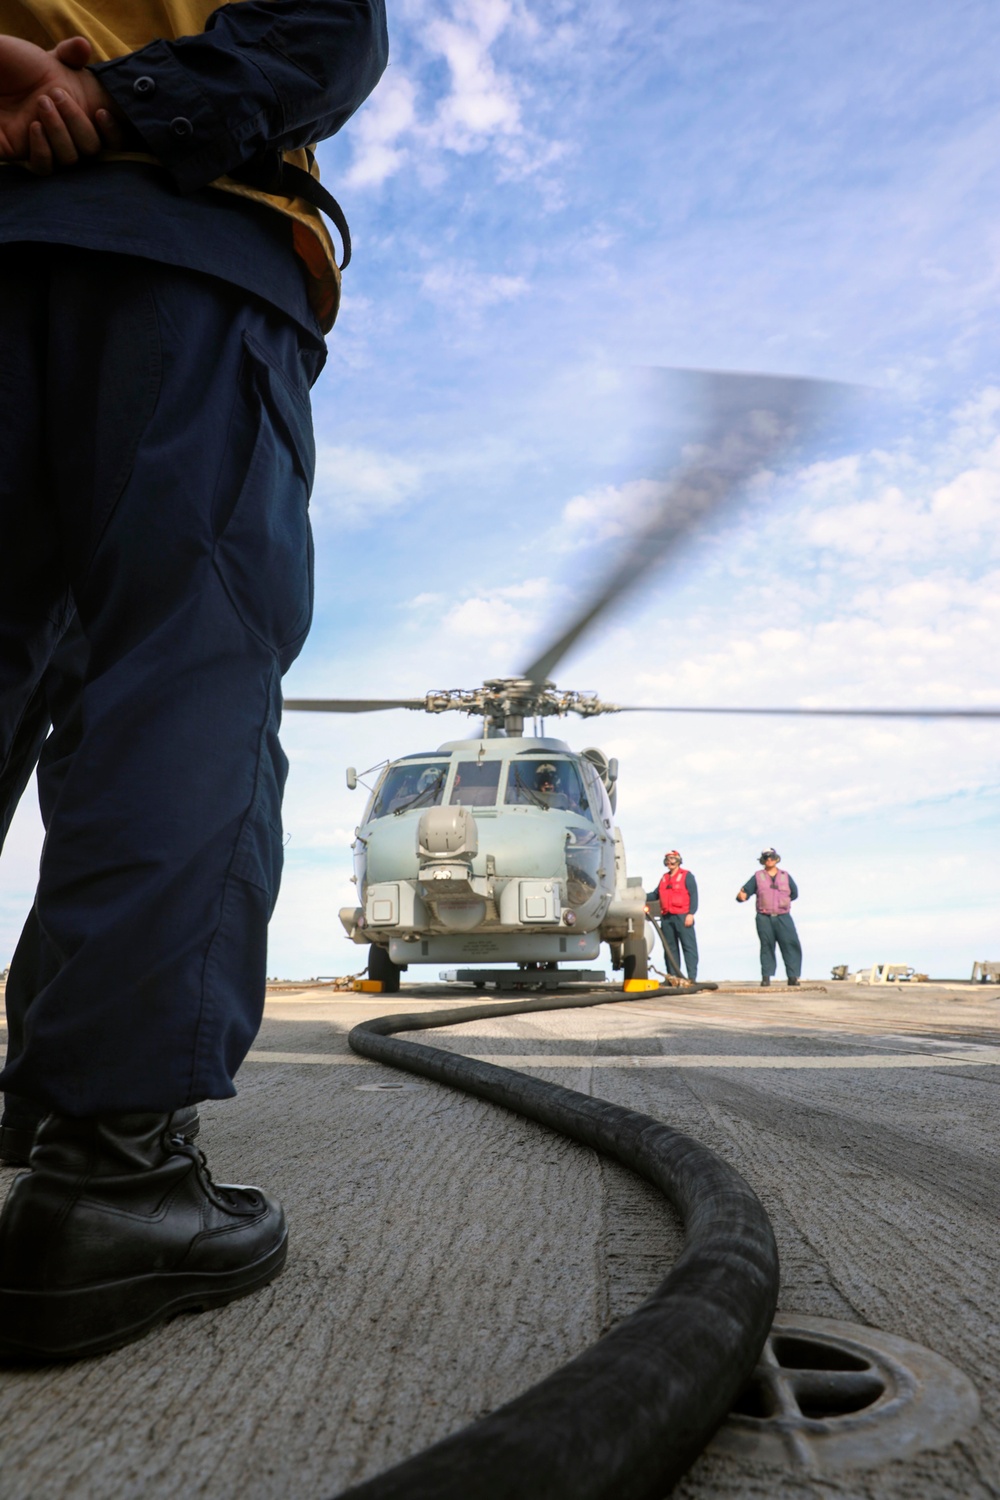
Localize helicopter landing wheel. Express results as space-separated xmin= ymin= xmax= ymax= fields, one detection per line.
xmin=622 ymin=936 xmax=648 ymax=983
xmin=368 ymin=942 xmax=402 ymax=994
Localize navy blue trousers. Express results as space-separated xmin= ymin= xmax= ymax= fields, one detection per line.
xmin=755 ymin=912 xmax=802 ymax=980
xmin=0 ymin=246 xmax=322 ymax=1115
xmin=1 ymin=620 xmax=88 ymax=1131
xmin=659 ymin=914 xmax=698 ymax=979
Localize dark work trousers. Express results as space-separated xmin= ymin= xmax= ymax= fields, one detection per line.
xmin=0 ymin=245 xmax=322 ymax=1116
xmin=755 ymin=912 xmax=802 ymax=980
xmin=0 ymin=618 xmax=87 ymax=1134
xmin=0 ymin=627 xmax=66 ymax=850
xmin=660 ymin=914 xmax=698 ymax=980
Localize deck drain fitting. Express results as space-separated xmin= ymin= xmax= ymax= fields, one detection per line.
xmin=711 ymin=1314 xmax=979 ymax=1475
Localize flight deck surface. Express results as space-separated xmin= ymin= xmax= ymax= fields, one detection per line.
xmin=0 ymin=979 xmax=997 ymax=1498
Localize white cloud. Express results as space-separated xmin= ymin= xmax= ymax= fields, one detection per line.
xmin=401 ymin=577 xmax=560 ymax=667
xmin=421 ymin=262 xmax=529 ymax=309
xmin=805 ymin=483 xmax=934 ymax=559
xmin=783 ymin=400 xmax=1000 ymax=571
xmin=931 ymin=442 xmax=1000 ymax=529
xmin=344 ymin=70 xmax=418 ymax=188
xmin=347 ymin=0 xmax=564 ymax=189
xmin=423 ymin=3 xmax=522 ymax=154
xmin=444 ymin=576 xmax=552 ymax=629
xmin=948 ymin=386 xmax=1000 ymax=444
xmin=311 ymin=444 xmax=423 ymax=526
xmin=558 ymin=478 xmax=667 ymax=547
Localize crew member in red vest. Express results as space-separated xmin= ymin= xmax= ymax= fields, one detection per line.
xmin=736 ymin=848 xmax=801 ymax=987
xmin=648 ymin=850 xmax=698 ymax=981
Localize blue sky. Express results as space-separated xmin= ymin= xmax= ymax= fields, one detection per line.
xmin=3 ymin=0 xmax=1000 ymax=980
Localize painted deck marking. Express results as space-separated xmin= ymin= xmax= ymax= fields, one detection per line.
xmin=243 ymin=1047 xmax=1000 ymax=1070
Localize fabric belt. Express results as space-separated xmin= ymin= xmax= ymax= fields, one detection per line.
xmin=230 ymin=150 xmax=351 ymax=269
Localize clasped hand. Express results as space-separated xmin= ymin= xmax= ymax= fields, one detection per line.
xmin=0 ymin=35 xmax=124 ymax=174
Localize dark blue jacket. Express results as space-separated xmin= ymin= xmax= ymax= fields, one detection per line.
xmin=92 ymin=1 xmax=389 ymax=194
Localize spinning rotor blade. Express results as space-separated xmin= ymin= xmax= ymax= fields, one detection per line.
xmin=283 ymin=697 xmax=427 ymax=713
xmin=614 ymin=705 xmax=1000 ymax=719
xmin=522 ymin=370 xmax=843 ymax=686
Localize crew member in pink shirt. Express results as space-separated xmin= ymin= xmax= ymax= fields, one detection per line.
xmin=736 ymin=847 xmax=801 ymax=987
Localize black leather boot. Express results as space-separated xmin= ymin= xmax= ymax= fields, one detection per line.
xmin=0 ymin=1117 xmax=37 ymax=1170
xmin=0 ymin=1100 xmax=201 ymax=1169
xmin=0 ymin=1112 xmax=286 ymax=1361
xmin=0 ymin=1092 xmax=51 ymax=1169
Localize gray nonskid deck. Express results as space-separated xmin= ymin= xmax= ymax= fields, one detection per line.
xmin=0 ymin=980 xmax=997 ymax=1498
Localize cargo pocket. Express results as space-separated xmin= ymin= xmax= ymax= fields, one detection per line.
xmin=213 ymin=331 xmax=315 ymax=668
xmin=230 ymin=792 xmax=284 ymax=904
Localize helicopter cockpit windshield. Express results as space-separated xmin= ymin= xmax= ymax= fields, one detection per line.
xmin=370 ymin=760 xmax=449 ymax=819
xmin=449 ymin=761 xmax=502 ymax=807
xmin=505 ymin=756 xmax=592 ymax=818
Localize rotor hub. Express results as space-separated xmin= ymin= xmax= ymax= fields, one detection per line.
xmin=420 ymin=679 xmax=619 ymax=734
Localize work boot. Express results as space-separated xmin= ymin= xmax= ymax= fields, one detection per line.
xmin=0 ymin=1119 xmax=36 ymax=1170
xmin=0 ymin=1112 xmax=286 ymax=1362
xmin=0 ymin=1101 xmax=200 ymax=1168
xmin=788 ymin=976 xmax=800 ymax=987
xmin=760 ymin=977 xmax=770 ymax=987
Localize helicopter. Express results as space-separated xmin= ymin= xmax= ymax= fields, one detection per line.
xmin=285 ymin=371 xmax=1000 ymax=992
xmin=336 ymin=682 xmax=647 ymax=991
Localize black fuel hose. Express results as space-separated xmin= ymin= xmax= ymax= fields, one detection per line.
xmin=334 ymin=985 xmax=778 ymax=1500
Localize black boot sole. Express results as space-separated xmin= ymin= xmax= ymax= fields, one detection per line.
xmin=0 ymin=1233 xmax=287 ymax=1362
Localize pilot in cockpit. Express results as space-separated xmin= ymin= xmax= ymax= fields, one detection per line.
xmin=384 ymin=765 xmax=443 ymax=814
xmin=535 ymin=762 xmax=571 ymax=810
xmin=384 ymin=770 xmax=420 ymax=813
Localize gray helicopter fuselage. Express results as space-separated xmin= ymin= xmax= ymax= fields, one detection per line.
xmin=341 ymin=736 xmax=645 ymax=967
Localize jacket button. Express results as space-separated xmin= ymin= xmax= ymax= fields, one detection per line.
xmin=133 ymin=75 xmax=156 ymax=97
xmin=170 ymin=116 xmax=194 ymax=139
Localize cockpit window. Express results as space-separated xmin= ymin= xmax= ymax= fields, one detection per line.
xmin=370 ymin=761 xmax=449 ymax=819
xmin=449 ymin=761 xmax=502 ymax=807
xmin=504 ymin=757 xmax=592 ymax=818
xmin=579 ymin=759 xmax=611 ymax=822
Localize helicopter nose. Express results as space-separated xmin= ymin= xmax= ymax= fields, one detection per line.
xmin=415 ymin=806 xmax=486 ymax=928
